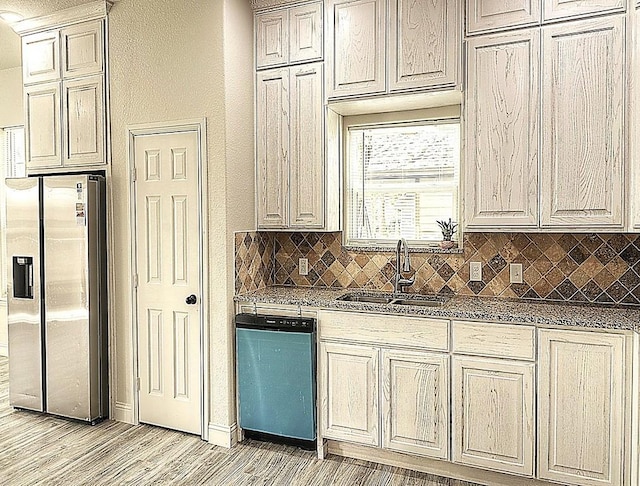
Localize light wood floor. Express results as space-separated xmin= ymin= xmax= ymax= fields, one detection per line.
xmin=0 ymin=357 xmax=479 ymax=485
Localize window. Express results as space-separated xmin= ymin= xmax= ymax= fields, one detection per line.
xmin=344 ymin=113 xmax=460 ymax=248
xmin=3 ymin=126 xmax=25 ymax=178
xmin=1 ymin=126 xmax=26 ymax=300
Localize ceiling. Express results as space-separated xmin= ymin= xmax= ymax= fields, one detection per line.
xmin=0 ymin=0 xmax=97 ymax=70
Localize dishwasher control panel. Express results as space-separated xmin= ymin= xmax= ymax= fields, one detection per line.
xmin=235 ymin=313 xmax=315 ymax=333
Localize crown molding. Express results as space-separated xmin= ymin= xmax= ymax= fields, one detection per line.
xmin=251 ymin=0 xmax=317 ymax=11
xmin=12 ymin=0 xmax=113 ymax=35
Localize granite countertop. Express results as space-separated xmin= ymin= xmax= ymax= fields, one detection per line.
xmin=235 ymin=286 xmax=640 ymax=332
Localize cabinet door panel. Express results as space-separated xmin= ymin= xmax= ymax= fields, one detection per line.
xmin=465 ymin=29 xmax=539 ymax=229
xmin=453 ymin=357 xmax=534 ymax=477
xmin=543 ymin=0 xmax=624 ymax=23
xmin=22 ymin=31 xmax=60 ymax=84
xmin=25 ymin=82 xmax=62 ymax=170
xmin=256 ymin=10 xmax=289 ymax=69
xmin=61 ymin=20 xmax=104 ymax=78
xmin=382 ymin=349 xmax=449 ymax=459
xmin=320 ymin=342 xmax=379 ymax=446
xmin=541 ymin=17 xmax=625 ymax=228
xmin=389 ymin=0 xmax=459 ymax=91
xmin=62 ymin=75 xmax=105 ymax=166
xmin=634 ymin=8 xmax=640 ymax=229
xmin=467 ymin=0 xmax=540 ymax=35
xmin=289 ymin=3 xmax=323 ymax=63
xmin=538 ymin=329 xmax=626 ymax=486
xmin=256 ymin=69 xmax=289 ymax=228
xmin=327 ymin=0 xmax=386 ymax=98
xmin=290 ymin=64 xmax=324 ymax=228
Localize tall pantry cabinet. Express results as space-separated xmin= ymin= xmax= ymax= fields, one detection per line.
xmin=464 ymin=1 xmax=628 ymax=232
xmin=17 ymin=4 xmax=110 ymax=174
xmin=254 ymin=1 xmax=336 ymax=230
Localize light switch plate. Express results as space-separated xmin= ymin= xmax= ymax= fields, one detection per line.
xmin=470 ymin=262 xmax=482 ymax=282
xmin=299 ymin=258 xmax=309 ymax=276
xmin=510 ymin=263 xmax=523 ymax=284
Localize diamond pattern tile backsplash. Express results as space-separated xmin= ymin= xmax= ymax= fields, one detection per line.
xmin=234 ymin=232 xmax=273 ymax=294
xmin=235 ymin=231 xmax=640 ymax=305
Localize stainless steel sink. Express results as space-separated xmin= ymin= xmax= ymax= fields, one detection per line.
xmin=335 ymin=293 xmax=397 ymax=304
xmin=336 ymin=292 xmax=448 ymax=307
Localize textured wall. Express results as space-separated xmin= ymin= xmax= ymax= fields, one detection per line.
xmin=108 ymin=0 xmax=254 ymax=437
xmin=0 ymin=67 xmax=23 ymax=127
xmin=236 ymin=231 xmax=640 ymax=306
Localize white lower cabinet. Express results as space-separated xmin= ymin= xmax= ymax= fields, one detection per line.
xmin=538 ymin=329 xmax=628 ymax=486
xmin=316 ymin=310 xmax=637 ymax=486
xmin=319 ymin=342 xmax=380 ymax=446
xmin=382 ymin=349 xmax=449 ymax=459
xmin=318 ymin=311 xmax=450 ymax=454
xmin=453 ymin=356 xmax=535 ymax=476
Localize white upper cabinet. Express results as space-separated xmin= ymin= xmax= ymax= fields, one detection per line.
xmin=289 ymin=3 xmax=323 ymax=64
xmin=540 ymin=16 xmax=625 ymax=229
xmin=256 ymin=62 xmax=326 ymax=230
xmin=465 ymin=13 xmax=628 ymax=231
xmin=467 ymin=0 xmax=626 ymax=35
xmin=255 ymin=2 xmax=322 ymax=69
xmin=21 ymin=18 xmax=108 ymax=172
xmin=543 ymin=0 xmax=625 ymax=23
xmin=289 ymin=63 xmax=325 ymax=228
xmin=327 ymin=0 xmax=461 ymax=98
xmin=389 ymin=0 xmax=459 ymax=91
xmin=326 ymin=0 xmax=387 ymax=97
xmin=24 ymin=82 xmax=62 ymax=170
xmin=61 ymin=20 xmax=104 ymax=78
xmin=465 ymin=29 xmax=540 ymax=229
xmin=22 ymin=31 xmax=60 ymax=84
xmin=256 ymin=68 xmax=290 ymax=228
xmin=62 ymin=75 xmax=105 ymax=167
xmin=467 ymin=0 xmax=540 ymax=35
xmin=256 ymin=10 xmax=289 ymax=68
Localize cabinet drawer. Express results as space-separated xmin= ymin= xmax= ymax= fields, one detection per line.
xmin=319 ymin=310 xmax=449 ymax=351
xmin=453 ymin=320 xmax=535 ymax=360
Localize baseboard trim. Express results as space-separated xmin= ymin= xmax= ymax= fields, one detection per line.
xmin=208 ymin=422 xmax=238 ymax=448
xmin=0 ymin=343 xmax=8 ymax=357
xmin=327 ymin=441 xmax=555 ymax=486
xmin=112 ymin=401 xmax=135 ymax=424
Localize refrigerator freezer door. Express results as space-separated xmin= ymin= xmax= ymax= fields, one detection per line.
xmin=6 ymin=178 xmax=44 ymax=412
xmin=43 ymin=176 xmax=104 ymax=421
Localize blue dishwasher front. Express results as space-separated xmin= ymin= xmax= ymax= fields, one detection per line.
xmin=235 ymin=313 xmax=316 ymax=448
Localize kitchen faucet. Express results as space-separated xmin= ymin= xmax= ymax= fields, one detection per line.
xmin=394 ymin=238 xmax=415 ymax=293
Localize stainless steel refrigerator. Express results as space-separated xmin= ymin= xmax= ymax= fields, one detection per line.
xmin=6 ymin=174 xmax=108 ymax=423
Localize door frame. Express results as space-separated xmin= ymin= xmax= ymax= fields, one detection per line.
xmin=126 ymin=118 xmax=209 ymax=440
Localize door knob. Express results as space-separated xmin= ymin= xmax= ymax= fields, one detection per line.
xmin=185 ymin=294 xmax=197 ymax=305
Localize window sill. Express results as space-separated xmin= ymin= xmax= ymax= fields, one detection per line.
xmin=343 ymin=244 xmax=463 ymax=254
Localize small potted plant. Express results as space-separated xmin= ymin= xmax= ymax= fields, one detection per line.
xmin=436 ymin=218 xmax=458 ymax=249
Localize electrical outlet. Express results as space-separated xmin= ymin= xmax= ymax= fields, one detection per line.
xmin=510 ymin=263 xmax=523 ymax=284
xmin=470 ymin=262 xmax=482 ymax=282
xmin=299 ymin=258 xmax=309 ymax=276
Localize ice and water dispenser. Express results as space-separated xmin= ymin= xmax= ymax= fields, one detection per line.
xmin=12 ymin=256 xmax=33 ymax=299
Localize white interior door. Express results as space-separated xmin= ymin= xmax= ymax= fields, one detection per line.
xmin=134 ymin=130 xmax=202 ymax=435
